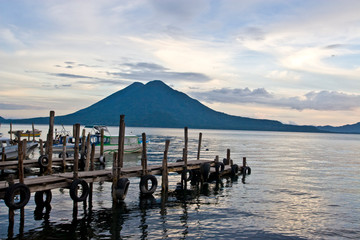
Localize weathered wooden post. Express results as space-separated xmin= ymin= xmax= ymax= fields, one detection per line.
xmin=161 ymin=140 xmax=170 ymax=193
xmin=18 ymin=140 xmax=27 ymax=236
xmin=227 ymin=149 xmax=231 ymax=166
xmin=112 ymin=152 xmax=118 ymax=195
xmin=141 ymin=133 xmax=148 ymax=176
xmin=182 ymin=127 xmax=188 ymax=190
xmin=90 ymin=143 xmax=95 ymax=171
xmin=215 ymin=155 xmax=220 ymax=179
xmin=89 ymin=143 xmax=95 ymax=209
xmin=62 ymin=136 xmax=67 ymax=170
xmin=7 ymin=173 xmax=15 ymax=239
xmin=184 ymin=127 xmax=188 ymax=154
xmin=73 ymin=124 xmax=80 ymax=180
xmin=80 ymin=129 xmax=86 ymax=159
xmin=181 ymin=148 xmax=188 ymax=190
xmin=18 ymin=140 xmax=25 ymax=184
xmin=112 ymin=115 xmax=125 ymax=202
xmin=100 ymin=128 xmax=104 ymax=163
xmin=46 ymin=111 xmax=54 ymax=174
xmin=85 ymin=133 xmax=91 ymax=171
xmin=2 ymin=147 xmax=6 ymax=161
xmin=1 ymin=147 xmax=5 ymax=174
xmin=9 ymin=122 xmax=13 ymax=141
xmin=242 ymin=157 xmax=246 ymax=171
xmin=118 ymin=115 xmax=125 ymax=176
xmin=197 ymin=132 xmax=202 ymax=160
xmin=72 ymin=124 xmax=80 ymax=217
xmin=32 ymin=123 xmax=35 ymax=142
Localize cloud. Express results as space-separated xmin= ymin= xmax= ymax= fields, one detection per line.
xmin=50 ymin=73 xmax=90 ymax=79
xmin=191 ymin=88 xmax=360 ymax=111
xmin=266 ymin=70 xmax=301 ymax=82
xmin=0 ymin=103 xmax=45 ymax=110
xmin=191 ymin=87 xmax=272 ymax=104
xmin=108 ymin=62 xmax=211 ymax=82
xmin=48 ymin=72 xmax=128 ymax=86
xmin=281 ymin=91 xmax=360 ymax=111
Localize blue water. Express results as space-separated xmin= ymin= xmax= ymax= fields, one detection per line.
xmin=0 ymin=125 xmax=359 ymax=239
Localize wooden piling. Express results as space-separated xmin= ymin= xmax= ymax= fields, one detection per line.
xmin=182 ymin=127 xmax=189 ymax=190
xmin=73 ymin=124 xmax=80 ymax=179
xmin=182 ymin=148 xmax=188 ymax=190
xmin=32 ymin=123 xmax=35 ymax=142
xmin=100 ymin=128 xmax=104 ymax=158
xmin=90 ymin=143 xmax=95 ymax=171
xmin=81 ymin=129 xmax=86 ymax=157
xmin=85 ymin=133 xmax=91 ymax=171
xmin=112 ymin=152 xmax=118 ymax=201
xmin=9 ymin=122 xmax=13 ymax=141
xmin=46 ymin=111 xmax=55 ymax=174
xmin=18 ymin=140 xmax=25 ymax=184
xmin=141 ymin=133 xmax=148 ymax=176
xmin=1 ymin=147 xmax=5 ymax=174
xmin=2 ymin=147 xmax=5 ymax=162
xmin=243 ymin=157 xmax=246 ymax=169
xmin=117 ymin=115 xmax=125 ymax=176
xmin=62 ymin=136 xmax=67 ymax=170
xmin=226 ymin=149 xmax=231 ymax=165
xmin=161 ymin=140 xmax=170 ymax=193
xmin=197 ymin=132 xmax=202 ymax=160
xmin=184 ymin=127 xmax=188 ymax=156
xmin=8 ymin=209 xmax=14 ymax=239
xmin=89 ymin=143 xmax=95 ymax=209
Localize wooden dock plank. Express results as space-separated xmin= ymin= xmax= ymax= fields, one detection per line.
xmin=0 ymin=159 xmax=216 ymax=199
xmin=0 ymin=156 xmax=101 ymax=170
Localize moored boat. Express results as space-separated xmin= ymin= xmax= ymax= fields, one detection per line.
xmin=52 ymin=125 xmax=142 ymax=156
xmin=0 ymin=137 xmax=38 ymax=160
xmin=8 ymin=129 xmax=42 ymax=138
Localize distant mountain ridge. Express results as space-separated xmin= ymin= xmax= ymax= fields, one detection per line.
xmin=0 ymin=80 xmax=356 ymax=133
xmin=318 ymin=122 xmax=360 ymax=134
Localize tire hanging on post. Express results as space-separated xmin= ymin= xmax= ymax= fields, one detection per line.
xmin=38 ymin=155 xmax=49 ymax=170
xmin=200 ymin=162 xmax=211 ymax=182
xmin=182 ymin=169 xmax=193 ymax=182
xmin=34 ymin=190 xmax=52 ymax=206
xmin=4 ymin=183 xmax=31 ymax=210
xmin=215 ymin=162 xmax=225 ymax=173
xmin=113 ymin=178 xmax=130 ymax=201
xmin=69 ymin=179 xmax=89 ymax=202
xmin=231 ymin=164 xmax=239 ymax=176
xmin=139 ymin=175 xmax=158 ymax=195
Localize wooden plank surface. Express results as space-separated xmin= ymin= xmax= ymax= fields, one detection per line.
xmin=0 ymin=159 xmax=216 ymax=199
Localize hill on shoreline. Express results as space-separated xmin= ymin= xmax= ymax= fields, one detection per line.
xmin=1 ymin=80 xmax=356 ymax=133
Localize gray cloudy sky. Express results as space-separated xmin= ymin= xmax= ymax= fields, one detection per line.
xmin=1 ymin=0 xmax=360 ymax=126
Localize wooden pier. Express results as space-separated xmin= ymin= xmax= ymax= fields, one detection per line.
xmin=0 ymin=112 xmax=251 ymax=214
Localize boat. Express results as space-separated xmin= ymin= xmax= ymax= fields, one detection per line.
xmin=8 ymin=129 xmax=42 ymax=138
xmin=0 ymin=137 xmax=38 ymax=160
xmin=52 ymin=125 xmax=142 ymax=156
xmin=85 ymin=125 xmax=142 ymax=154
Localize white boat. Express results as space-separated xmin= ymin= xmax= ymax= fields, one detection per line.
xmin=85 ymin=125 xmax=142 ymax=154
xmin=0 ymin=137 xmax=38 ymax=160
xmin=52 ymin=125 xmax=142 ymax=156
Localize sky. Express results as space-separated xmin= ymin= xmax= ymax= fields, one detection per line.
xmin=1 ymin=0 xmax=360 ymax=127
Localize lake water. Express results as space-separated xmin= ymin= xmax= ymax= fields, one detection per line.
xmin=0 ymin=124 xmax=359 ymax=239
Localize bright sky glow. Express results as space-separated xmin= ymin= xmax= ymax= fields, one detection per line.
xmin=1 ymin=0 xmax=360 ymax=126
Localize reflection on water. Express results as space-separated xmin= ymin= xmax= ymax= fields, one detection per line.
xmin=0 ymin=125 xmax=359 ymax=239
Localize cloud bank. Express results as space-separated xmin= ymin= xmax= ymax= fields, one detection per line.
xmin=191 ymin=88 xmax=360 ymax=111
